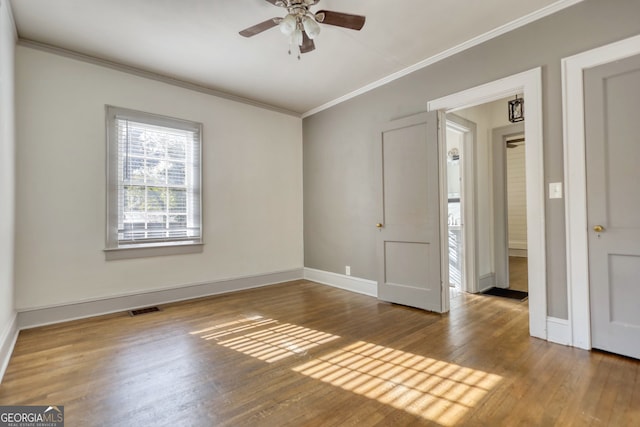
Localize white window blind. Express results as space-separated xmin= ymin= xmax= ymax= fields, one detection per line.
xmin=106 ymin=106 xmax=202 ymax=249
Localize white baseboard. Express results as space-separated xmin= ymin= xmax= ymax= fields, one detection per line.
xmin=508 ymin=240 xmax=528 ymax=250
xmin=304 ymin=269 xmax=575 ymax=349
xmin=0 ymin=313 xmax=19 ymax=384
xmin=17 ymin=269 xmax=304 ymax=330
xmin=546 ymin=316 xmax=571 ymax=346
xmin=509 ymin=248 xmax=528 ymax=257
xmin=478 ymin=273 xmax=496 ymax=292
xmin=304 ymin=268 xmax=377 ymax=298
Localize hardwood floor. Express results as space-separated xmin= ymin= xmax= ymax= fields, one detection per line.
xmin=1 ymin=280 xmax=638 ymax=426
xmin=508 ymin=256 xmax=528 ymax=292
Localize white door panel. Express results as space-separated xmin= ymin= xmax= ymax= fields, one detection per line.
xmin=376 ymin=112 xmax=443 ymax=312
xmin=585 ymin=53 xmax=640 ymax=359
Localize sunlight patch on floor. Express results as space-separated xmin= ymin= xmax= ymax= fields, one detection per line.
xmin=190 ymin=316 xmax=278 ymax=339
xmin=292 ymin=341 xmax=502 ymax=426
xmin=191 ymin=316 xmax=340 ymax=363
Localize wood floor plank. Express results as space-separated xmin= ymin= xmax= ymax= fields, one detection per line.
xmin=1 ymin=279 xmax=638 ymax=426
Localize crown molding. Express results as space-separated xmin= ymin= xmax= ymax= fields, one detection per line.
xmin=3 ymin=0 xmax=18 ymax=39
xmin=17 ymin=38 xmax=301 ymax=118
xmin=301 ymin=0 xmax=584 ymax=118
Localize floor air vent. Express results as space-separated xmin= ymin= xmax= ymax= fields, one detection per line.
xmin=129 ymin=306 xmax=161 ymax=316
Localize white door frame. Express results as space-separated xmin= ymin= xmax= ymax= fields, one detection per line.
xmin=562 ymin=35 xmax=640 ymax=350
xmin=446 ymin=115 xmax=478 ymax=294
xmin=428 ymin=67 xmax=546 ymax=340
xmin=493 ymin=123 xmax=526 ymax=290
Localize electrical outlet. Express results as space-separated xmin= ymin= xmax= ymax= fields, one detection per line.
xmin=345 ymin=266 xmax=351 ymax=276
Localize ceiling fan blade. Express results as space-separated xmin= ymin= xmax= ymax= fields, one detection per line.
xmin=239 ymin=18 xmax=280 ymax=37
xmin=300 ymin=32 xmax=315 ymax=54
xmin=315 ymin=10 xmax=366 ymax=31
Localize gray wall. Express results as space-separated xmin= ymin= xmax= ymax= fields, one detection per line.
xmin=303 ymin=0 xmax=640 ymax=319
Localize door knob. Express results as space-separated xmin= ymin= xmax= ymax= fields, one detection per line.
xmin=593 ymin=225 xmax=604 ymax=233
xmin=376 ymin=223 xmax=384 ymax=228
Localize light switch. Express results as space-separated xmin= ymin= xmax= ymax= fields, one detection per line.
xmin=549 ymin=182 xmax=563 ymax=199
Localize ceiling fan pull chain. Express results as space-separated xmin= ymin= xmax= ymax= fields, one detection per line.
xmin=289 ymin=33 xmax=301 ymax=59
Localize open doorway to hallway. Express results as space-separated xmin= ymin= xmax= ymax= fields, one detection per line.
xmin=428 ymin=67 xmax=546 ymax=339
xmin=445 ymin=96 xmax=528 ymax=305
xmin=446 ymin=120 xmax=464 ymax=294
xmin=505 ymin=132 xmax=528 ymax=294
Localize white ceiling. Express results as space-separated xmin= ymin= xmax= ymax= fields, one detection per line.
xmin=11 ymin=0 xmax=573 ymax=115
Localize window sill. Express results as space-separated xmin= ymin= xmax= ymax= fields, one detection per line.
xmin=104 ymin=242 xmax=204 ymax=260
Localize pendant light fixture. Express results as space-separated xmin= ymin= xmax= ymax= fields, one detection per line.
xmin=508 ymin=95 xmax=525 ymax=123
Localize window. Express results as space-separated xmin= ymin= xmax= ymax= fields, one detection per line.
xmin=106 ymin=106 xmax=202 ymax=255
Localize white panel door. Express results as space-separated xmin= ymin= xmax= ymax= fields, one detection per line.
xmin=584 ymin=53 xmax=640 ymax=359
xmin=376 ymin=112 xmax=443 ymax=312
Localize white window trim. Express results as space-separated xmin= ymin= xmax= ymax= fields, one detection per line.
xmin=105 ymin=105 xmax=203 ymax=259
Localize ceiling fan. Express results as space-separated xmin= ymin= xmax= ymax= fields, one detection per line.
xmin=239 ymin=0 xmax=366 ymax=59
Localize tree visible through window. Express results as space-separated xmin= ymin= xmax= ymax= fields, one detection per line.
xmin=106 ymin=106 xmax=202 ymax=250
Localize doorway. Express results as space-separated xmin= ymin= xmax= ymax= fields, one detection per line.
xmin=505 ymin=133 xmax=528 ymax=293
xmin=445 ymin=98 xmax=528 ymax=301
xmin=492 ymin=122 xmax=527 ymax=295
xmin=428 ymin=67 xmax=547 ymax=340
xmin=446 ymin=124 xmax=464 ymax=293
xmin=445 ymin=114 xmax=477 ymax=298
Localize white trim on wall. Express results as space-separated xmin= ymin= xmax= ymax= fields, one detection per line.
xmin=17 ymin=269 xmax=303 ymax=329
xmin=0 ymin=314 xmax=18 ymax=383
xmin=509 ymin=240 xmax=528 ymax=250
xmin=478 ymin=273 xmax=496 ymax=292
xmin=302 ymin=0 xmax=584 ymax=118
xmin=303 ymin=268 xmax=377 ymax=298
xmin=1 ymin=0 xmax=17 ymax=38
xmin=446 ymin=114 xmax=479 ymax=294
xmin=428 ymin=67 xmax=547 ymax=340
xmin=509 ymin=248 xmax=528 ymax=258
xmin=561 ymin=34 xmax=640 ymax=351
xmin=546 ymin=316 xmax=571 ymax=346
xmin=0 ymin=0 xmax=18 ymax=385
xmin=18 ymin=39 xmax=300 ymax=118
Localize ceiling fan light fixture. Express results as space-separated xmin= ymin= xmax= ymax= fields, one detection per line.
xmin=302 ymin=16 xmax=321 ymax=39
xmin=279 ymin=14 xmax=297 ymax=36
xmin=293 ymin=27 xmax=303 ymax=47
xmin=239 ymin=0 xmax=366 ymax=57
